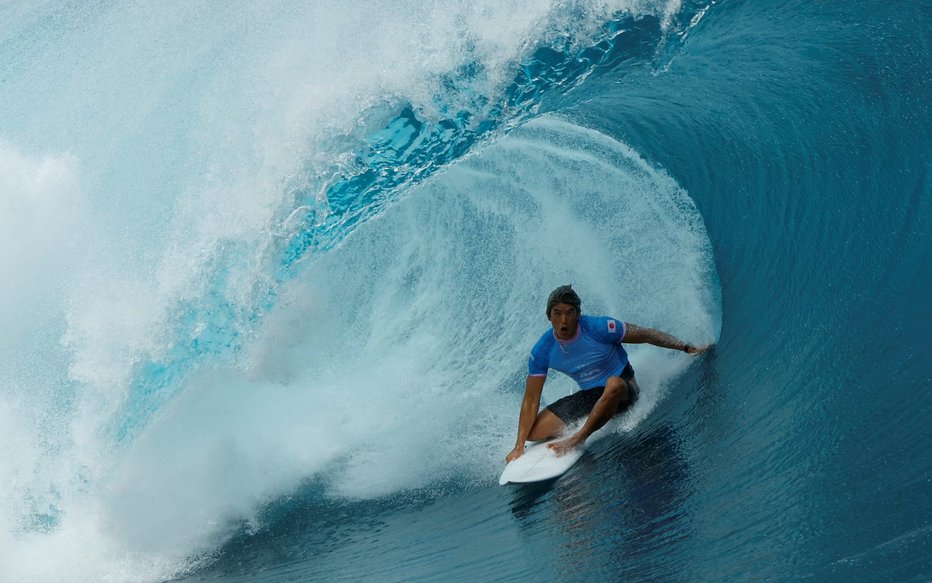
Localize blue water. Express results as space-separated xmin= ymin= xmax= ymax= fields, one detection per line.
xmin=1 ymin=1 xmax=929 ymax=582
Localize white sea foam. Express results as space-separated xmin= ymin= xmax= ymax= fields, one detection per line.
xmin=0 ymin=2 xmax=700 ymax=581
xmin=240 ymin=115 xmax=719 ymax=502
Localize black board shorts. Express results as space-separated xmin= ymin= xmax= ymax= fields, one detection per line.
xmin=546 ymin=363 xmax=638 ymax=424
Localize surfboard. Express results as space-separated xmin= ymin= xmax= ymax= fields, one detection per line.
xmin=499 ymin=440 xmax=584 ymax=485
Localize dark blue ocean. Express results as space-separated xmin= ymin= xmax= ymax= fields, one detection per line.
xmin=1 ymin=1 xmax=929 ymax=581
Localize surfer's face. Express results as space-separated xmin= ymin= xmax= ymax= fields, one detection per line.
xmin=549 ymin=303 xmax=579 ymax=341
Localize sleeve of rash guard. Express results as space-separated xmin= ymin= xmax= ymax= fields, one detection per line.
xmin=528 ymin=338 xmax=549 ymax=376
xmin=592 ymin=315 xmax=626 ymax=344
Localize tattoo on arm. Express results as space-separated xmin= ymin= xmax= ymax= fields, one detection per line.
xmin=624 ymin=323 xmax=688 ymax=351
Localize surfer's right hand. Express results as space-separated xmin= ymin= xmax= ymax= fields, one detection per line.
xmin=505 ymin=446 xmax=524 ymax=464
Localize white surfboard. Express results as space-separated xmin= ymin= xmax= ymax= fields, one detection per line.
xmin=499 ymin=440 xmax=584 ymax=485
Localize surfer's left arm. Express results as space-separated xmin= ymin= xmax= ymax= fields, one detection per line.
xmin=622 ymin=323 xmax=712 ymax=354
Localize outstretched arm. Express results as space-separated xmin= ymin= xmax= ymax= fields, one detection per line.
xmin=505 ymin=375 xmax=546 ymax=463
xmin=623 ymin=323 xmax=712 ymax=354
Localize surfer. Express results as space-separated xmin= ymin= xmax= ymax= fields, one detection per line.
xmin=506 ymin=285 xmax=711 ymax=462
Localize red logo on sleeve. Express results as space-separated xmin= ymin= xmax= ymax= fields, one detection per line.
xmin=608 ymin=320 xmax=617 ymax=332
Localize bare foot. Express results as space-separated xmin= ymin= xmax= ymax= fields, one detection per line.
xmin=547 ymin=434 xmax=584 ymax=457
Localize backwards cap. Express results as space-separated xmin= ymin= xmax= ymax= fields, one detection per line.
xmin=546 ymin=285 xmax=581 ymax=316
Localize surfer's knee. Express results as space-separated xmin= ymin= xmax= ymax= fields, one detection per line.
xmin=604 ymin=376 xmax=628 ymax=402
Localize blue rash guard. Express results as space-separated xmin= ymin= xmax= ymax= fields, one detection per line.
xmin=528 ymin=315 xmax=630 ymax=390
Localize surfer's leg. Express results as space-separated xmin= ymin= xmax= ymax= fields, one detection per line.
xmin=534 ymin=389 xmax=602 ymax=441
xmin=548 ymin=376 xmax=629 ymax=456
xmin=526 ymin=409 xmax=566 ymax=441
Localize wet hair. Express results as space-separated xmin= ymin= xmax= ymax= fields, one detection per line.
xmin=546 ymin=285 xmax=581 ymax=317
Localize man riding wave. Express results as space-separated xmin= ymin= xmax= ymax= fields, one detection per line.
xmin=506 ymin=285 xmax=711 ymax=462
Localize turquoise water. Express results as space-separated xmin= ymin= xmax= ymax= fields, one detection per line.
xmin=0 ymin=1 xmax=929 ymax=581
